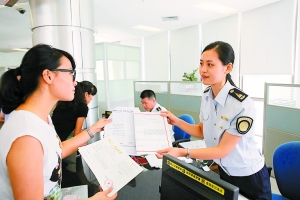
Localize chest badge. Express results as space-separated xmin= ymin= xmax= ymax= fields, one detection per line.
xmin=236 ymin=116 xmax=253 ymax=134
xmin=221 ymin=116 xmax=228 ymax=121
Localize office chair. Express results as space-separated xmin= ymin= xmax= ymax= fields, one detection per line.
xmin=272 ymin=141 xmax=300 ymax=200
xmin=172 ymin=114 xmax=195 ymax=147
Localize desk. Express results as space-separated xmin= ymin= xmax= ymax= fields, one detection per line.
xmin=115 ymin=164 xmax=248 ymax=200
xmin=117 ymin=168 xmax=161 ymax=200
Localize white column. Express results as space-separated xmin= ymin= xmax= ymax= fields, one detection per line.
xmin=29 ymin=0 xmax=98 ymax=181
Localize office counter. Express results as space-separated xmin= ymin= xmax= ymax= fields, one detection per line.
xmin=115 ymin=165 xmax=248 ymax=200
xmin=117 ymin=167 xmax=161 ymax=200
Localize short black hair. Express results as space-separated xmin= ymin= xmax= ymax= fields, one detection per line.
xmin=140 ymin=90 xmax=156 ymax=99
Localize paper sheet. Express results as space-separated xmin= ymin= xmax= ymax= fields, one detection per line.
xmin=61 ymin=185 xmax=88 ymax=200
xmin=104 ymin=108 xmax=138 ymax=155
xmin=78 ymin=136 xmax=143 ymax=197
xmin=133 ymin=112 xmax=172 ymax=154
xmin=179 ymin=140 xmax=207 ymax=149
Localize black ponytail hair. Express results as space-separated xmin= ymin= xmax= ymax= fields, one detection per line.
xmin=0 ymin=44 xmax=76 ymax=114
xmin=79 ymin=81 xmax=97 ymax=96
xmin=202 ymin=41 xmax=237 ymax=87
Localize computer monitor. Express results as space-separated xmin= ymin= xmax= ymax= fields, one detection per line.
xmin=160 ymin=155 xmax=239 ymax=200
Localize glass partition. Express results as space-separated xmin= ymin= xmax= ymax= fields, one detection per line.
xmin=266 ymin=83 xmax=300 ymax=109
xmin=170 ymin=82 xmax=203 ymax=96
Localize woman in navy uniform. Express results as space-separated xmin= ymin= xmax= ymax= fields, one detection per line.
xmin=157 ymin=41 xmax=271 ymax=199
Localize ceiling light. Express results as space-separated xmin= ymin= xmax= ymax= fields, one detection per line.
xmin=132 ymin=25 xmax=163 ymax=32
xmin=162 ymin=16 xmax=179 ymax=21
xmin=195 ymin=1 xmax=237 ymax=15
xmin=12 ymin=48 xmax=28 ymax=52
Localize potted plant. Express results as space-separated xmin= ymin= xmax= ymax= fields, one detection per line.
xmin=182 ymin=68 xmax=198 ymax=81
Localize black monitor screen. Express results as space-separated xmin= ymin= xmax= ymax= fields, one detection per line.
xmin=160 ymin=155 xmax=239 ymax=200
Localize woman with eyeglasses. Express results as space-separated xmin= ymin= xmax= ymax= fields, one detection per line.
xmin=51 ymin=81 xmax=99 ymax=196
xmin=0 ymin=44 xmax=117 ymax=200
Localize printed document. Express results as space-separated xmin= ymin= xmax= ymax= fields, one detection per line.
xmin=104 ymin=107 xmax=139 ymax=155
xmin=104 ymin=109 xmax=172 ymax=155
xmin=61 ymin=185 xmax=88 ymax=200
xmin=179 ymin=140 xmax=207 ymax=149
xmin=133 ymin=112 xmax=172 ymax=154
xmin=78 ymin=136 xmax=143 ymax=197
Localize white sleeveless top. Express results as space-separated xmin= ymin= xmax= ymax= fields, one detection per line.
xmin=0 ymin=110 xmax=62 ymax=199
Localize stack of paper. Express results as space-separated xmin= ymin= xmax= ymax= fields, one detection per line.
xmin=104 ymin=107 xmax=173 ymax=155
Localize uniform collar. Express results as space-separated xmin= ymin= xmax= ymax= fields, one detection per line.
xmin=149 ymin=102 xmax=160 ymax=112
xmin=207 ymin=81 xmax=234 ymax=107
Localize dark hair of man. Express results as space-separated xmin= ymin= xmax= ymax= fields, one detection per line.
xmin=0 ymin=44 xmax=76 ymax=114
xmin=202 ymin=41 xmax=237 ymax=87
xmin=140 ymin=89 xmax=156 ymax=99
xmin=79 ymin=81 xmax=97 ymax=96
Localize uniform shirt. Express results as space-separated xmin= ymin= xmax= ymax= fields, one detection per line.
xmin=150 ymin=102 xmax=175 ymax=142
xmin=0 ymin=110 xmax=62 ymax=199
xmin=52 ymin=102 xmax=88 ymax=141
xmin=200 ymin=81 xmax=264 ymax=176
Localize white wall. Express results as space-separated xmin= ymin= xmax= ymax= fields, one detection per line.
xmin=144 ymin=32 xmax=169 ymax=81
xmin=202 ymin=14 xmax=240 ymax=87
xmin=170 ymin=25 xmax=201 ymax=81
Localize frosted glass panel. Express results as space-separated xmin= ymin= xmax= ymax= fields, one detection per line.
xmin=170 ymin=82 xmax=203 ymax=96
xmin=108 ymin=60 xmax=124 ymax=80
xmin=243 ymin=75 xmax=292 ymax=98
xmin=267 ymin=85 xmax=300 ymax=109
xmin=95 ymin=61 xmax=104 ymax=80
xmin=126 ymin=61 xmax=140 ymax=79
xmin=135 ymin=82 xmax=168 ymax=93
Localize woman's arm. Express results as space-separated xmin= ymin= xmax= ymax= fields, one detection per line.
xmin=61 ymin=118 xmax=112 ymax=159
xmin=7 ymin=136 xmax=44 ymax=199
xmin=161 ymin=111 xmax=204 ymax=138
xmin=176 ymin=120 xmax=204 ymax=139
xmin=157 ymin=131 xmax=241 ymax=160
xmin=74 ymin=117 xmax=85 ymax=137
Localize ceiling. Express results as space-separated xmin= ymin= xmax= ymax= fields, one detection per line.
xmin=0 ymin=0 xmax=280 ymax=52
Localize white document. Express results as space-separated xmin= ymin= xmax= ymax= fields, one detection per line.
xmin=133 ymin=112 xmax=172 ymax=155
xmin=145 ymin=154 xmax=162 ymax=168
xmin=78 ymin=136 xmax=143 ymax=197
xmin=179 ymin=140 xmax=207 ymax=149
xmin=61 ymin=185 xmax=88 ymax=200
xmin=104 ymin=109 xmax=137 ymax=155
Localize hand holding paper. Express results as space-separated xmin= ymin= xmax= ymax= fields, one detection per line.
xmin=78 ymin=136 xmax=143 ymax=197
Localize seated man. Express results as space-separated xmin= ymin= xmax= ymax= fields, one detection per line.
xmin=140 ymin=89 xmax=175 ymax=142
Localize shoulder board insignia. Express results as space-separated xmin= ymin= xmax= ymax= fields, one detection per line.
xmin=156 ymin=107 xmax=162 ymax=111
xmin=203 ymin=86 xmax=211 ymax=93
xmin=236 ymin=116 xmax=253 ymax=134
xmin=229 ymin=88 xmax=248 ymax=102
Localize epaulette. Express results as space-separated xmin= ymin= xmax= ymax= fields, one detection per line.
xmin=229 ymin=88 xmax=248 ymax=102
xmin=203 ymin=86 xmax=211 ymax=93
xmin=156 ymin=107 xmax=162 ymax=111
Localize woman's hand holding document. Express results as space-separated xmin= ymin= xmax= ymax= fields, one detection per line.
xmin=78 ymin=136 xmax=143 ymax=197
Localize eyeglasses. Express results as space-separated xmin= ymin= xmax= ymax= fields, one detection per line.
xmin=49 ymin=69 xmax=76 ymax=81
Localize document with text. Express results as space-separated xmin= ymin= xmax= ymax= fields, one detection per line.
xmin=61 ymin=185 xmax=88 ymax=200
xmin=78 ymin=136 xmax=143 ymax=197
xmin=133 ymin=112 xmax=172 ymax=154
xmin=104 ymin=107 xmax=139 ymax=155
